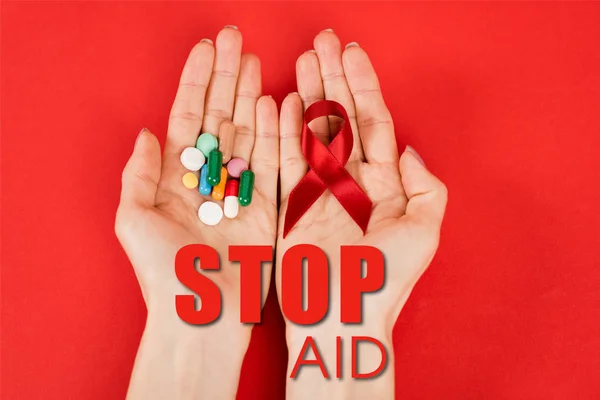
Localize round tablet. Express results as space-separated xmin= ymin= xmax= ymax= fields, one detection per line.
xmin=198 ymin=201 xmax=224 ymax=226
xmin=180 ymin=147 xmax=205 ymax=171
xmin=196 ymin=133 xmax=218 ymax=157
xmin=227 ymin=157 xmax=249 ymax=178
xmin=182 ymin=172 xmax=199 ymax=189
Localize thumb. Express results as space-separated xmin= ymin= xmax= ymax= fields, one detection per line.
xmin=399 ymin=146 xmax=448 ymax=231
xmin=119 ymin=128 xmax=162 ymax=209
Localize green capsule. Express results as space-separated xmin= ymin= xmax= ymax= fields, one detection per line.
xmin=238 ymin=170 xmax=255 ymax=207
xmin=207 ymin=150 xmax=223 ymax=186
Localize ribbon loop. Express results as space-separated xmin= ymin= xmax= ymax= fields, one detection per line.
xmin=283 ymin=100 xmax=373 ymax=238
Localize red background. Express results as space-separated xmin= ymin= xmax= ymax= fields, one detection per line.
xmin=2 ymin=2 xmax=600 ymax=399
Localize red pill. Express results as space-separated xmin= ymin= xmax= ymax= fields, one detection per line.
xmin=225 ymin=179 xmax=239 ymax=196
xmin=224 ymin=180 xmax=240 ymax=218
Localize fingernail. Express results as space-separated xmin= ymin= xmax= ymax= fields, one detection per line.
xmin=322 ymin=28 xmax=333 ymax=33
xmin=307 ymin=49 xmax=316 ymax=53
xmin=200 ymin=38 xmax=213 ymax=44
xmin=345 ymin=42 xmax=359 ymax=49
xmin=136 ymin=128 xmax=147 ymax=146
xmin=406 ymin=145 xmax=425 ymax=166
xmin=225 ymin=25 xmax=238 ymax=30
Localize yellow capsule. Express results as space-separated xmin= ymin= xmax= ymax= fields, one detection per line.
xmin=211 ymin=167 xmax=228 ymax=200
xmin=182 ymin=172 xmax=199 ymax=189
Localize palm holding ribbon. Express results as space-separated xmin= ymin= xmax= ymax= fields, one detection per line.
xmin=277 ymin=31 xmax=447 ymax=396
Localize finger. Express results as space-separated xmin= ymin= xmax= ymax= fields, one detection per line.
xmin=343 ymin=43 xmax=398 ymax=164
xmin=160 ymin=40 xmax=214 ymax=208
xmin=251 ymin=96 xmax=279 ymax=206
xmin=164 ymin=39 xmax=214 ymax=160
xmin=296 ymin=50 xmax=329 ymax=145
xmin=202 ymin=26 xmax=243 ymax=136
xmin=279 ymin=93 xmax=306 ymax=202
xmin=232 ymin=53 xmax=261 ymax=162
xmin=119 ymin=129 xmax=161 ymax=210
xmin=399 ymin=146 xmax=448 ymax=232
xmin=313 ymin=30 xmax=363 ymax=161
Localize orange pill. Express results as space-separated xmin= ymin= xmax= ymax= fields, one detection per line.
xmin=182 ymin=172 xmax=199 ymax=189
xmin=218 ymin=120 xmax=236 ymax=164
xmin=211 ymin=167 xmax=228 ymax=200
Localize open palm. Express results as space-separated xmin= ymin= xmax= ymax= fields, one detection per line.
xmin=116 ymin=27 xmax=278 ymax=327
xmin=276 ymin=31 xmax=448 ymax=334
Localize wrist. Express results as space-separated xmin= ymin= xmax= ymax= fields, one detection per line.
xmin=286 ymin=321 xmax=392 ymax=358
xmin=283 ymin=296 xmax=394 ymax=389
xmin=145 ymin=301 xmax=252 ymax=352
xmin=127 ymin=309 xmax=250 ymax=399
xmin=284 ymin=322 xmax=394 ymax=400
xmin=284 ymin=296 xmax=393 ymax=351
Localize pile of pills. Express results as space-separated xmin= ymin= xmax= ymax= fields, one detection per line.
xmin=180 ymin=130 xmax=254 ymax=226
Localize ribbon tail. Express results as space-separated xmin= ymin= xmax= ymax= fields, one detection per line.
xmin=341 ymin=193 xmax=373 ymax=234
xmin=327 ymin=169 xmax=373 ymax=235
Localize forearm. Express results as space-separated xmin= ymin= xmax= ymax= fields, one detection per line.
xmin=285 ymin=323 xmax=395 ymax=400
xmin=127 ymin=308 xmax=250 ymax=400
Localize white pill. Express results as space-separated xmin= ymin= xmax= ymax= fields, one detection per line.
xmin=198 ymin=201 xmax=223 ymax=226
xmin=180 ymin=147 xmax=205 ymax=171
xmin=224 ymin=196 xmax=239 ymax=218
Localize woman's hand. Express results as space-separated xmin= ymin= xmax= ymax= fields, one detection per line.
xmin=116 ymin=27 xmax=278 ymax=399
xmin=277 ymin=30 xmax=448 ymax=399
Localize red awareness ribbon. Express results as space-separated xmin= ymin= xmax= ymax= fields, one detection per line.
xmin=283 ymin=100 xmax=373 ymax=238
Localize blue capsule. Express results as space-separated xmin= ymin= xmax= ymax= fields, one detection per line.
xmin=198 ymin=164 xmax=212 ymax=196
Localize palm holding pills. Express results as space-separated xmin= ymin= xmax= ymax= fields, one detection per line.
xmin=116 ymin=27 xmax=278 ymax=335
